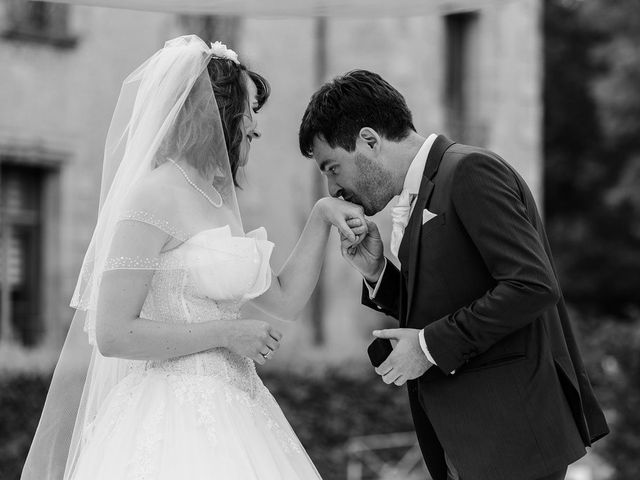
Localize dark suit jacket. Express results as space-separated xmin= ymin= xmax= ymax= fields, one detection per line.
xmin=362 ymin=136 xmax=609 ymax=480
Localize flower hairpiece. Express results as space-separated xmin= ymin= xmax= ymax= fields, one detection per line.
xmin=209 ymin=41 xmax=240 ymax=65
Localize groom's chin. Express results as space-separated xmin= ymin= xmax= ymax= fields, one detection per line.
xmin=363 ymin=198 xmax=392 ymax=217
xmin=362 ymin=203 xmax=381 ymax=217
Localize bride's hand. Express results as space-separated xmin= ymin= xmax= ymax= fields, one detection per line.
xmin=315 ymin=197 xmax=368 ymax=245
xmin=223 ymin=320 xmax=282 ymax=365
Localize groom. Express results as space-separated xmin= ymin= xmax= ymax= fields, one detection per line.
xmin=299 ymin=70 xmax=609 ymax=480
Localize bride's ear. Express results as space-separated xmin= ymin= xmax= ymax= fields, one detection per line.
xmin=358 ymin=127 xmax=381 ymax=152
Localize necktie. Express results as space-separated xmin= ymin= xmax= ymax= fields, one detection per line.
xmin=390 ymin=189 xmax=415 ymax=258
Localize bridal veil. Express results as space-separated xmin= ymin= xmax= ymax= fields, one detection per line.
xmin=21 ymin=35 xmax=244 ymax=480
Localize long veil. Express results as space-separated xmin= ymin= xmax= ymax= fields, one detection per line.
xmin=21 ymin=34 xmax=243 ymax=480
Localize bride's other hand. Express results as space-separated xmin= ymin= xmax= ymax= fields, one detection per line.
xmin=223 ymin=320 xmax=282 ymax=365
xmin=315 ymin=197 xmax=367 ymax=245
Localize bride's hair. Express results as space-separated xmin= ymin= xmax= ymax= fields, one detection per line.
xmin=208 ymin=58 xmax=270 ymax=185
xmin=157 ymin=56 xmax=270 ymax=186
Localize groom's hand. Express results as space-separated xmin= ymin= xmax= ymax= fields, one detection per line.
xmin=372 ymin=328 xmax=433 ymax=386
xmin=316 ymin=197 xmax=368 ymax=244
xmin=340 ymin=220 xmax=385 ymax=283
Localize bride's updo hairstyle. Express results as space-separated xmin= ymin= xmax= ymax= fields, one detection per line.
xmin=157 ymin=54 xmax=270 ymax=186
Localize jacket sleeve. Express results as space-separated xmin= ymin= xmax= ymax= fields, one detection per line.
xmin=423 ymin=153 xmax=560 ymax=374
xmin=361 ymin=258 xmax=402 ymax=321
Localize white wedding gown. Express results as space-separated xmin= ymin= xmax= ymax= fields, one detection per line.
xmin=70 ymin=225 xmax=322 ymax=480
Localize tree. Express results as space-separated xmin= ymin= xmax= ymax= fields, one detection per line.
xmin=544 ymin=0 xmax=640 ymax=314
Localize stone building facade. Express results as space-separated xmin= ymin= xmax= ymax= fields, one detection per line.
xmin=0 ymin=0 xmax=541 ymax=371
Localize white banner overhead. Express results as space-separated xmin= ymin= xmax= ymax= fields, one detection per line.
xmin=44 ymin=0 xmax=513 ymax=17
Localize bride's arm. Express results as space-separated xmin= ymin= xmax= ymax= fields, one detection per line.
xmin=96 ymin=221 xmax=281 ymax=363
xmin=252 ymin=197 xmax=367 ymax=320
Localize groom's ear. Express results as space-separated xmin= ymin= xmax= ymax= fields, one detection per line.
xmin=358 ymin=127 xmax=381 ymax=153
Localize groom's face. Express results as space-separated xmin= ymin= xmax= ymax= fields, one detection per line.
xmin=312 ymin=136 xmax=394 ymax=216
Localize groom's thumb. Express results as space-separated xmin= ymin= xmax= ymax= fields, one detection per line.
xmin=365 ymin=219 xmax=381 ymax=238
xmin=373 ymin=329 xmax=400 ymax=339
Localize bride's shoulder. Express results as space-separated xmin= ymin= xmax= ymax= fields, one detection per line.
xmin=127 ymin=168 xmax=179 ymax=204
xmin=117 ymin=171 xmax=188 ymax=240
xmin=122 ymin=167 xmax=181 ymax=214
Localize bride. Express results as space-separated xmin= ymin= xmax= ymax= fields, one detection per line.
xmin=21 ymin=35 xmax=366 ymax=480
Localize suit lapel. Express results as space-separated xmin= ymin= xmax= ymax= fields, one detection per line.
xmin=404 ymin=178 xmax=435 ymax=323
xmin=404 ymin=135 xmax=454 ymax=322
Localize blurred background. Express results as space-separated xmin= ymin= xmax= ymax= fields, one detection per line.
xmin=0 ymin=0 xmax=638 ymax=479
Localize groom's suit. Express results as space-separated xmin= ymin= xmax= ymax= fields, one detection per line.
xmin=363 ymin=136 xmax=609 ymax=480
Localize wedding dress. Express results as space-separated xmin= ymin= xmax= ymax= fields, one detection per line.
xmin=69 ymin=223 xmax=321 ymax=479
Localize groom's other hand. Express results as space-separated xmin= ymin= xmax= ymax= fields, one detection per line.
xmin=340 ymin=219 xmax=385 ymax=283
xmin=372 ymin=328 xmax=433 ymax=386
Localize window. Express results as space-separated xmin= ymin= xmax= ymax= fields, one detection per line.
xmin=2 ymin=1 xmax=77 ymax=48
xmin=0 ymin=163 xmax=45 ymax=346
xmin=444 ymin=12 xmax=482 ymax=144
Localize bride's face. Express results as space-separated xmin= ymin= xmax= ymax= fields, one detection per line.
xmin=238 ymin=76 xmax=262 ymax=167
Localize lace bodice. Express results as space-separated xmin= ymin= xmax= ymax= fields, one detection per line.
xmin=126 ymin=225 xmax=274 ymax=395
xmin=139 ymin=225 xmax=273 ymax=323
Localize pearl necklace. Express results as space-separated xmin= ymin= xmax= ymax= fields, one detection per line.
xmin=168 ymin=158 xmax=223 ymax=208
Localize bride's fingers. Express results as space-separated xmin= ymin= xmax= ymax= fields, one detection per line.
xmin=340 ymin=234 xmax=357 ymax=251
xmin=269 ymin=328 xmax=283 ymax=342
xmin=346 ymin=218 xmax=363 ymax=228
xmin=350 ymin=225 xmax=368 ymax=237
xmin=340 ymin=231 xmax=362 ymax=256
xmin=265 ymin=337 xmax=279 ymax=352
xmin=340 ymin=225 xmax=357 ymax=242
xmin=334 ymin=217 xmax=358 ymax=242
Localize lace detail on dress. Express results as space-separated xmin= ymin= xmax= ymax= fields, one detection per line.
xmin=161 ymin=371 xmax=302 ymax=454
xmin=119 ymin=210 xmax=188 ymax=241
xmin=81 ymin=374 xmax=144 ymax=447
xmin=167 ymin=374 xmax=220 ymax=444
xmin=238 ymin=383 xmax=304 ymax=455
xmin=128 ymin=392 xmax=164 ymax=480
xmin=105 ymin=255 xmax=161 ymax=270
xmin=133 ymin=348 xmax=256 ymax=390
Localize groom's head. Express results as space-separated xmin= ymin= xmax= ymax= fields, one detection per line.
xmin=299 ymin=70 xmax=416 ymax=216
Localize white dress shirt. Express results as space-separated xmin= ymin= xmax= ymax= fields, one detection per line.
xmin=365 ymin=134 xmax=441 ymax=367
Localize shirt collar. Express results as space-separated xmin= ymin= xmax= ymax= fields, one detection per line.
xmin=403 ymin=133 xmax=437 ymax=195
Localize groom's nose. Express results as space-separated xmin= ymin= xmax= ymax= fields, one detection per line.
xmin=328 ymin=182 xmax=343 ymax=199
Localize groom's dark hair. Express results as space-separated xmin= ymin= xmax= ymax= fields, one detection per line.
xmin=298 ymin=70 xmax=415 ymax=157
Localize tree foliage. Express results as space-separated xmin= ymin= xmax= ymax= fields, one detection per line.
xmin=544 ymin=0 xmax=640 ymax=314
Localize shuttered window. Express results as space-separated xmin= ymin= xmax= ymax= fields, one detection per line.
xmin=0 ymin=164 xmax=44 ymax=346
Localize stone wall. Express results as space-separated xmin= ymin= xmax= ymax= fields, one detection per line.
xmin=0 ymin=0 xmax=541 ymax=371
